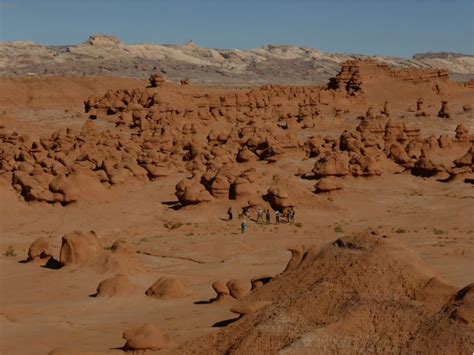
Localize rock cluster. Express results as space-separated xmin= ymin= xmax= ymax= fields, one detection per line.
xmin=1 ymin=60 xmax=472 ymax=207
xmin=310 ymin=117 xmax=472 ymax=188
xmin=210 ymin=279 xmax=252 ymax=303
xmin=25 ymin=230 xmax=142 ymax=273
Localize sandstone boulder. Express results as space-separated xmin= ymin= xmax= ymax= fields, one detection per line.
xmin=175 ymin=179 xmax=213 ymax=205
xmin=313 ymin=152 xmax=350 ymax=177
xmin=145 ymin=277 xmax=187 ymax=299
xmin=95 ymin=274 xmax=136 ymax=298
xmin=27 ymin=237 xmax=53 ymax=261
xmin=314 ymin=177 xmax=344 ymax=193
xmin=49 ymin=172 xmax=105 ymax=204
xmin=59 ymin=230 xmax=102 ymax=266
xmin=226 ymin=279 xmax=250 ymax=300
xmin=123 ymin=323 xmax=174 ymax=351
xmin=212 ymin=280 xmax=232 ymax=303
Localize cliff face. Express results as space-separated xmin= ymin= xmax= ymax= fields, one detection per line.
xmin=1 ymin=34 xmax=473 ymax=84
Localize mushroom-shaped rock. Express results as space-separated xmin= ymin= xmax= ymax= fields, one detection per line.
xmin=226 ymin=279 xmax=251 ymax=300
xmin=230 ymin=300 xmax=272 ymax=317
xmin=212 ymin=280 xmax=232 ymax=302
xmin=266 ymin=185 xmax=295 ymax=212
xmin=455 ymin=124 xmax=469 ymax=144
xmin=95 ymin=274 xmax=136 ymax=298
xmin=123 ymin=323 xmax=174 ymax=351
xmin=314 ymin=177 xmax=344 ymax=193
xmin=145 ymin=277 xmax=187 ymax=299
xmin=437 ymin=101 xmax=451 ymax=119
xmin=59 ymin=230 xmax=102 ymax=266
xmin=27 ymin=237 xmax=53 ymax=261
xmin=175 ymin=179 xmax=213 ymax=205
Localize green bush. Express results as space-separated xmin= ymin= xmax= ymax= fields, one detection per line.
xmin=433 ymin=228 xmax=446 ymax=235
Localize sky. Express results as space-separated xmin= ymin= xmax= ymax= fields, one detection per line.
xmin=0 ymin=0 xmax=473 ymax=57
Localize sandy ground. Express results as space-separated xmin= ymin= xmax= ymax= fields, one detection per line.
xmin=0 ymin=76 xmax=473 ymax=354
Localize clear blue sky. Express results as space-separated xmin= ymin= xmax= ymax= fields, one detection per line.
xmin=1 ymin=0 xmax=473 ymax=57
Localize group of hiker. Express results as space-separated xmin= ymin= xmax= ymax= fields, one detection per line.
xmin=226 ymin=206 xmax=296 ymax=234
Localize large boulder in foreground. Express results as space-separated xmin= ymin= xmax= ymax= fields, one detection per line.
xmin=59 ymin=230 xmax=102 ymax=266
xmin=178 ymin=232 xmax=474 ymax=354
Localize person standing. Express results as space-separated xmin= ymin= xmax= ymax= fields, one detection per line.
xmin=241 ymin=219 xmax=248 ymax=234
xmin=257 ymin=207 xmax=263 ymax=224
xmin=265 ymin=208 xmax=271 ymax=224
xmin=227 ymin=207 xmax=233 ymax=221
xmin=275 ymin=210 xmax=280 ymax=225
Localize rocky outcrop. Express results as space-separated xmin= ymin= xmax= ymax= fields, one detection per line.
xmin=94 ymin=274 xmax=137 ymax=298
xmin=27 ymin=237 xmax=53 ymax=262
xmin=145 ymin=277 xmax=188 ymax=299
xmin=122 ymin=324 xmax=174 ymax=351
xmin=59 ymin=230 xmax=102 ymax=267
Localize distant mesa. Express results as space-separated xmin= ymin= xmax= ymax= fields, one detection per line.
xmin=1 ymin=33 xmax=473 ymax=83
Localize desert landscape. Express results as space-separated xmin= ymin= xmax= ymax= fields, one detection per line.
xmin=1 ymin=29 xmax=474 ymax=355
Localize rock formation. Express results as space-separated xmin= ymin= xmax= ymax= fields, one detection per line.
xmin=27 ymin=237 xmax=53 ymax=261
xmin=94 ymin=274 xmax=137 ymax=298
xmin=1 ymin=60 xmax=472 ymax=208
xmin=59 ymin=230 xmax=102 ymax=267
xmin=438 ymin=100 xmax=451 ymax=118
xmin=179 ymin=233 xmax=474 ymax=354
xmin=122 ymin=324 xmax=174 ymax=351
xmin=226 ymin=279 xmax=251 ymax=300
xmin=145 ymin=277 xmax=187 ymax=299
